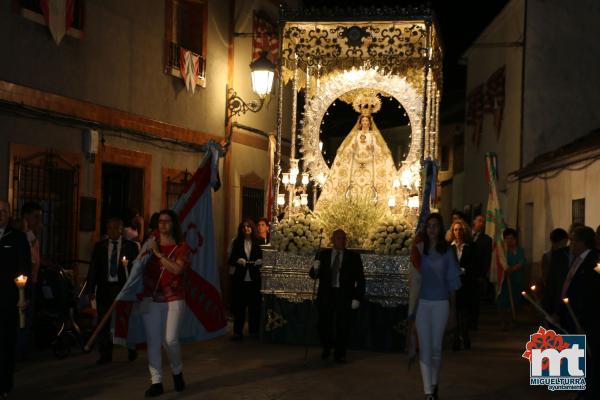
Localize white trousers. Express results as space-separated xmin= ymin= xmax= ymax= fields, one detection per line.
xmin=415 ymin=299 xmax=449 ymax=395
xmin=141 ymin=299 xmax=185 ymax=384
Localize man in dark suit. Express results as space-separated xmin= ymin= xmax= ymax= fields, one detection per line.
xmin=541 ymin=228 xmax=570 ymax=322
xmin=309 ymin=229 xmax=365 ymax=363
xmin=87 ymin=217 xmax=138 ymax=364
xmin=560 ymin=226 xmax=599 ymax=397
xmin=0 ymin=199 xmax=32 ymax=398
xmin=470 ymin=214 xmax=492 ymax=327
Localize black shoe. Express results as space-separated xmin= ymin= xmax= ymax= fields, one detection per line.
xmin=96 ymin=357 xmax=111 ymax=365
xmin=230 ymin=334 xmax=243 ymax=342
xmin=321 ymin=349 xmax=330 ymax=360
xmin=144 ymin=383 xmax=164 ymax=397
xmin=173 ymin=373 xmax=185 ymax=392
xmin=433 ymin=384 xmax=438 ymax=398
xmin=128 ymin=349 xmax=138 ymax=362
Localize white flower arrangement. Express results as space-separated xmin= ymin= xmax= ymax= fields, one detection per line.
xmin=270 ymin=208 xmax=325 ymax=256
xmin=367 ymin=218 xmax=415 ymax=255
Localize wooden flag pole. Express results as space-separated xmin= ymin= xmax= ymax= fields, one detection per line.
xmin=84 ymin=299 xmax=117 ymax=352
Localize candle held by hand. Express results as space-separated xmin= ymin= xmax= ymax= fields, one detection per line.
xmin=14 ymin=275 xmax=28 ymax=328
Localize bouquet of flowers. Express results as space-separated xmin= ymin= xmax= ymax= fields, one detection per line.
xmin=368 ymin=218 xmax=415 ymax=255
xmin=314 ymin=194 xmax=388 ymax=249
xmin=270 ymin=209 xmax=325 ymax=256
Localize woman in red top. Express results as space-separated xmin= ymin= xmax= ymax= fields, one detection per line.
xmin=141 ymin=209 xmax=190 ymax=398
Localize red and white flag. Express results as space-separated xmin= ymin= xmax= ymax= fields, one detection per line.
xmin=179 ymin=47 xmax=200 ymax=94
xmin=39 ymin=0 xmax=75 ymax=45
xmin=252 ymin=12 xmax=278 ymax=64
xmin=113 ymin=143 xmax=226 ymax=345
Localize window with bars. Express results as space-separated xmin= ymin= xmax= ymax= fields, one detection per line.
xmin=164 ymin=0 xmax=207 ymax=87
xmin=242 ymin=187 xmax=264 ymax=224
xmin=12 ymin=151 xmax=79 ymax=265
xmin=572 ymin=198 xmax=585 ymax=225
xmin=165 ymin=171 xmax=191 ymax=209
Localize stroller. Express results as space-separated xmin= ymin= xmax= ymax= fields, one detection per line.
xmin=34 ymin=264 xmax=95 ymax=359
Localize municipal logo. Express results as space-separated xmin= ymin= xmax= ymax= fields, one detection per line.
xmin=522 ymin=326 xmax=586 ymax=391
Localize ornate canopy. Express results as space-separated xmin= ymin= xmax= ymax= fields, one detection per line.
xmin=271 ymin=3 xmax=443 ymax=222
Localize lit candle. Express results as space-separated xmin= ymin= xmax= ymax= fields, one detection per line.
xmin=277 ymin=193 xmax=286 ymax=206
xmin=388 ymin=196 xmax=396 ymax=208
xmin=301 ymin=173 xmax=310 ymax=186
xmin=121 ymin=256 xmax=128 ymax=268
xmin=594 ymin=262 xmax=600 ymax=274
xmin=522 ymin=291 xmax=567 ymax=334
xmin=14 ymin=275 xmax=28 ymax=329
xmin=530 ymin=284 xmax=540 ymax=303
xmin=562 ymin=298 xmax=584 ymax=334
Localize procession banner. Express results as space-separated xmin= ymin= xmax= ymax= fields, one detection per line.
xmin=484 ymin=152 xmax=508 ymax=297
xmin=113 ymin=142 xmax=226 ymax=345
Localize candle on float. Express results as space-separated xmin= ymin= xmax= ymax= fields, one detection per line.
xmin=562 ymin=298 xmax=584 ymax=334
xmin=14 ymin=275 xmax=28 ymax=328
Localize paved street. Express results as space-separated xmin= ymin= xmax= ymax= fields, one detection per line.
xmin=13 ymin=304 xmax=575 ymax=400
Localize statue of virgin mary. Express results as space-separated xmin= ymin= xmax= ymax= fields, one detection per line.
xmin=315 ymin=93 xmax=398 ymax=212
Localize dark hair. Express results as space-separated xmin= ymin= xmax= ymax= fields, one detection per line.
xmin=549 ymin=228 xmax=568 ymax=244
xmin=572 ymin=226 xmax=596 ymax=250
xmin=123 ymin=208 xmax=140 ymax=228
xmin=21 ymin=201 xmax=42 ymax=215
xmin=106 ymin=217 xmax=123 ymax=226
xmin=157 ymin=209 xmax=183 ymax=244
xmin=595 ymin=224 xmax=600 ymax=236
xmin=569 ymin=222 xmax=585 ymax=235
xmin=236 ymin=219 xmax=256 ymax=241
xmin=451 ymin=209 xmax=467 ymax=221
xmin=256 ymin=217 xmax=270 ymax=226
xmin=423 ymin=213 xmax=448 ymax=255
xmin=503 ymin=228 xmax=518 ymax=239
xmin=148 ymin=212 xmax=160 ymax=231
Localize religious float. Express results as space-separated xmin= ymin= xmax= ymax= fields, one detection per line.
xmin=262 ymin=3 xmax=442 ymax=350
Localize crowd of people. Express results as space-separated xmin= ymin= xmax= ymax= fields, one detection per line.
xmin=2 ymin=196 xmax=600 ymax=399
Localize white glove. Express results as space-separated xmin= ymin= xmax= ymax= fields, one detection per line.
xmin=236 ymin=258 xmax=247 ymax=266
xmin=312 ymin=260 xmax=320 ymax=271
xmin=255 ymin=259 xmax=263 ymax=266
xmin=351 ymin=299 xmax=360 ymax=310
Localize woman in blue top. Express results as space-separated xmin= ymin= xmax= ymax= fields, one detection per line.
xmin=411 ymin=213 xmax=462 ymax=400
xmin=497 ymin=228 xmax=527 ymax=329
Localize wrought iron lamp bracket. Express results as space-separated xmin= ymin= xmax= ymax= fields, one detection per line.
xmin=225 ymin=86 xmax=265 ymax=126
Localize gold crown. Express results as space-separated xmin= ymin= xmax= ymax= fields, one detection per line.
xmin=352 ymin=93 xmax=381 ymax=115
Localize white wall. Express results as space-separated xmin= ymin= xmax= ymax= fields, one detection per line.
xmin=520 ymin=159 xmax=600 ymax=263
xmin=523 ymin=0 xmax=600 ymax=165
xmin=463 ymin=0 xmax=524 ymax=228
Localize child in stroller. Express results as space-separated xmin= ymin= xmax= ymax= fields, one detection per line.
xmin=34 ymin=264 xmax=95 ymax=359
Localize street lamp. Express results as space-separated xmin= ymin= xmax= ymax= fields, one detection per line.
xmin=225 ymin=51 xmax=276 ymax=125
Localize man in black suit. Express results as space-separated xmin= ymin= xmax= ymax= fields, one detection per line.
xmin=0 ymin=199 xmax=31 ymax=398
xmin=560 ymin=226 xmax=599 ymax=397
xmin=309 ymin=229 xmax=365 ymax=363
xmin=87 ymin=217 xmax=138 ymax=364
xmin=470 ymin=214 xmax=492 ymax=327
xmin=541 ymin=228 xmax=570 ymax=322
